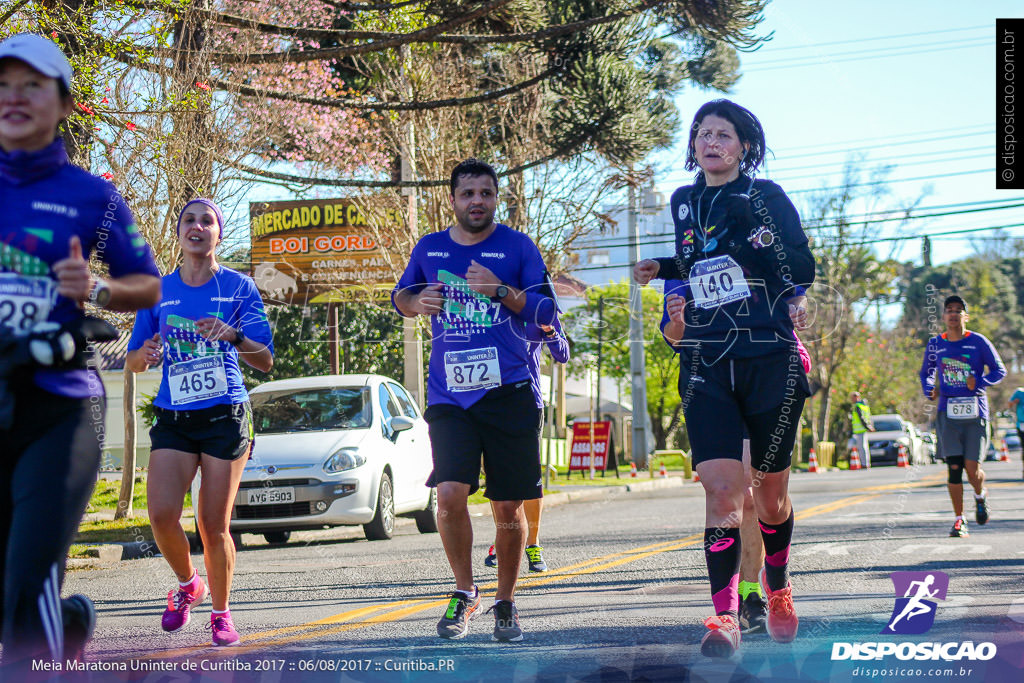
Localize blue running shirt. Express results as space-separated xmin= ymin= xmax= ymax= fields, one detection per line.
xmin=393 ymin=224 xmax=555 ymax=409
xmin=1 ymin=138 xmax=159 ymax=397
xmin=919 ymin=331 xmax=1005 ymax=420
xmin=128 ymin=267 xmax=274 ymax=410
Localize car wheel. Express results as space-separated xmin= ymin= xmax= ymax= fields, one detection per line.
xmin=263 ymin=531 xmax=291 ymax=545
xmin=413 ymin=488 xmax=439 ymax=534
xmin=363 ymin=472 xmax=395 ymax=541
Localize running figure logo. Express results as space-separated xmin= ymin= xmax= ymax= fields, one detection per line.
xmin=883 ymin=571 xmax=949 ymax=635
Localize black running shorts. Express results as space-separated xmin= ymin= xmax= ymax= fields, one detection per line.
xmin=678 ymin=346 xmax=809 ymax=473
xmin=424 ymin=381 xmax=542 ymax=501
xmin=150 ymin=402 xmax=253 ymax=461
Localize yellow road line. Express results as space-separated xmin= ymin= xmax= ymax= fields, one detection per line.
xmin=142 ymin=484 xmax=912 ymax=658
xmin=849 ymin=473 xmax=946 ymax=493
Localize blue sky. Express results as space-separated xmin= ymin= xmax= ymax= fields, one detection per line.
xmin=651 ymin=0 xmax=1023 ymax=268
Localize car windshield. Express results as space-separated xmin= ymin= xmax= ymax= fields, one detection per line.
xmin=252 ymin=387 xmax=372 ymax=434
xmin=873 ymin=419 xmax=903 ymax=432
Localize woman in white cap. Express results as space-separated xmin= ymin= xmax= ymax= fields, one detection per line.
xmin=0 ymin=33 xmax=160 ymax=670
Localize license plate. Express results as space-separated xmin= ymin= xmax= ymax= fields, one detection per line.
xmin=245 ymin=487 xmax=295 ymax=506
xmin=870 ymin=449 xmax=885 ymax=456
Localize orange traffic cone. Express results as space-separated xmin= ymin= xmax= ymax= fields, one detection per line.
xmin=1001 ymin=442 xmax=1010 ymax=462
xmin=896 ymin=444 xmax=909 ymax=468
xmin=808 ymin=447 xmax=820 ymax=473
xmin=630 ymin=462 xmax=638 ymax=478
xmin=850 ymin=445 xmax=862 ymax=471
xmin=658 ymin=461 xmax=668 ymax=478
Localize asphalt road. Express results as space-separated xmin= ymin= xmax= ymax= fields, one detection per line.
xmin=60 ymin=459 xmax=1024 ymax=683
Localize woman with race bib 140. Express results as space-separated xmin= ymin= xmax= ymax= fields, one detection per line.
xmin=126 ymin=198 xmax=274 ymax=647
xmin=633 ymin=99 xmax=815 ymax=658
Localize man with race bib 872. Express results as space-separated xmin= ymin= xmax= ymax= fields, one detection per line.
xmin=392 ymin=158 xmax=556 ymax=643
xmin=919 ymin=295 xmax=1005 ymax=538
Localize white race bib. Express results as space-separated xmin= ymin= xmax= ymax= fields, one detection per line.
xmin=689 ymin=256 xmax=751 ymax=309
xmin=0 ymin=273 xmax=55 ymax=336
xmin=444 ymin=347 xmax=501 ymax=392
xmin=169 ymin=355 xmax=228 ymax=405
xmin=946 ymin=396 xmax=978 ymax=420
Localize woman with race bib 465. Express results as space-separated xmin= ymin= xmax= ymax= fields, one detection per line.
xmin=126 ymin=198 xmax=273 ymax=647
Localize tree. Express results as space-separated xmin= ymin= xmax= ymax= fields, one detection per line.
xmin=800 ymin=162 xmax=921 ymax=445
xmin=563 ymin=281 xmax=681 ymax=450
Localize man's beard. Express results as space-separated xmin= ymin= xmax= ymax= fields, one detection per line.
xmin=459 ymin=213 xmax=493 ymax=233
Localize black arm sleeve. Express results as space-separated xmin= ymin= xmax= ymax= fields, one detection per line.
xmin=721 ymin=181 xmax=815 ymax=295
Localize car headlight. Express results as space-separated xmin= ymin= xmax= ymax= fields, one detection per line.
xmin=324 ymin=448 xmax=366 ymax=474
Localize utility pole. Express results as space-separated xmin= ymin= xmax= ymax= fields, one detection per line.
xmin=627 ymin=178 xmax=650 ymax=469
xmin=400 ymin=46 xmax=424 ymax=407
xmin=595 ymin=295 xmax=603 ymax=420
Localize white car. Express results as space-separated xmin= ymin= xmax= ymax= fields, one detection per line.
xmin=867 ymin=413 xmax=928 ymax=466
xmin=195 ymin=374 xmax=437 ymax=545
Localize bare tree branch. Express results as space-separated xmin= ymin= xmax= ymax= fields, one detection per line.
xmin=220 ymin=120 xmax=607 ymax=187
xmin=138 ymin=0 xmax=670 ymax=48
xmin=156 ymin=0 xmax=517 ymax=64
xmin=210 ymin=66 xmax=557 ymax=110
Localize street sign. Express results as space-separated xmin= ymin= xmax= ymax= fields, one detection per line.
xmin=249 ymin=199 xmax=402 ymax=304
xmin=569 ymin=421 xmax=614 ymax=472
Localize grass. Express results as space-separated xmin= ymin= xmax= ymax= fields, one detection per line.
xmin=86 ymin=478 xmax=147 ymax=512
xmin=73 ymin=475 xmax=192 ymax=559
xmin=76 ymin=517 xmax=153 ymax=545
xmin=86 ymin=476 xmax=193 ymax=513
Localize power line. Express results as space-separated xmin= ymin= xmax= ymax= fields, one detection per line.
xmin=581 ymin=197 xmax=1024 ymax=241
xmin=569 ymin=222 xmax=1024 ymax=272
xmin=751 ymin=25 xmax=989 ymax=53
xmin=578 ymin=200 xmax=1024 ymax=252
xmin=749 ymin=36 xmax=989 ymax=68
xmin=785 ymin=167 xmax=993 ymax=195
xmin=745 ymin=40 xmax=988 ymax=72
xmin=660 ymin=132 xmax=995 ymax=183
xmin=767 ymin=124 xmax=989 ymax=155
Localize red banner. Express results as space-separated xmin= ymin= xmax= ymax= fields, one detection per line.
xmin=569 ymin=421 xmax=612 ymax=471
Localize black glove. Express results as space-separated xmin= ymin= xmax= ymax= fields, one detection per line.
xmin=721 ymin=193 xmax=759 ymax=234
xmin=654 ymin=245 xmax=702 ymax=280
xmin=1 ymin=316 xmax=118 ymax=371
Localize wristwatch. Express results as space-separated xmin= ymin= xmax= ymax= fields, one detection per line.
xmin=231 ymin=328 xmax=246 ymax=346
xmin=493 ymin=284 xmax=509 ymax=301
xmin=88 ymin=278 xmax=112 ymax=308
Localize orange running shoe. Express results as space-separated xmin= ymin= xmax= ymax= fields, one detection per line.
xmin=759 ymin=567 xmax=798 ymax=643
xmin=700 ymin=614 xmax=741 ymax=658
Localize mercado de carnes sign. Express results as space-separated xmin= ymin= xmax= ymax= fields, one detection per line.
xmin=249 ymin=199 xmax=401 ymax=303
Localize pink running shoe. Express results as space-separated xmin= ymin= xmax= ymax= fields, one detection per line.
xmin=210 ymin=612 xmax=241 ymax=646
xmin=759 ymin=567 xmax=799 ymax=643
xmin=161 ymin=576 xmax=208 ymax=632
xmin=700 ymin=614 xmax=741 ymax=658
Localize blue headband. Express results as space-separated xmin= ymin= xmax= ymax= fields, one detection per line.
xmin=177 ymin=198 xmax=224 ymax=237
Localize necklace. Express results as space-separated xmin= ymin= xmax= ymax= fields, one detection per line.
xmin=695 ymin=186 xmax=725 ymax=253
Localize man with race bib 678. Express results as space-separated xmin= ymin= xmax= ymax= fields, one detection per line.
xmin=919 ymin=295 xmax=1005 ymax=538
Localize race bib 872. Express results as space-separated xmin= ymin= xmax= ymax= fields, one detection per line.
xmin=444 ymin=347 xmax=501 ymax=393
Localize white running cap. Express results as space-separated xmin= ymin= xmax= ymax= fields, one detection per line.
xmin=0 ymin=33 xmax=73 ymax=91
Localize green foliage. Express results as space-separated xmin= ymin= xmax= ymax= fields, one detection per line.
xmin=564 ymin=281 xmax=681 ymax=449
xmin=244 ymin=302 xmax=409 ymax=385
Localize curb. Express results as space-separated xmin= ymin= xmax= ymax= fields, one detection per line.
xmin=468 ymin=474 xmax=687 ymax=516
xmin=77 ymin=475 xmax=694 ymax=565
